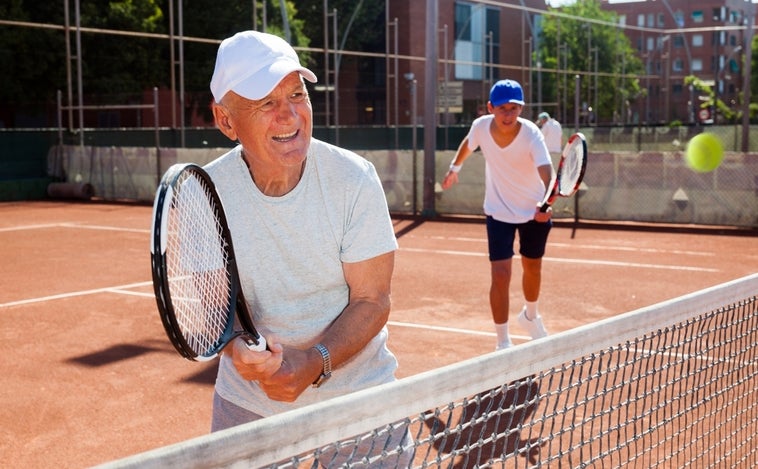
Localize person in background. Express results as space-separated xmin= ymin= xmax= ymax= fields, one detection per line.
xmin=442 ymin=79 xmax=555 ymax=350
xmin=536 ymin=111 xmax=563 ymax=158
xmin=205 ymin=30 xmax=411 ymax=464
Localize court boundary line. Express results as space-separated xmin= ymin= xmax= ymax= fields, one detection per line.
xmin=0 ymin=281 xmax=153 ymax=308
xmin=0 ymin=222 xmax=148 ymax=234
xmin=0 ymin=281 xmax=528 ymax=341
xmin=400 ymin=247 xmax=719 ymax=272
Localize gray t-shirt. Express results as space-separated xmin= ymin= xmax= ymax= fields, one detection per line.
xmin=205 ymin=139 xmax=399 ymax=416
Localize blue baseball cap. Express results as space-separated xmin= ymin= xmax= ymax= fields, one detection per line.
xmin=489 ymin=79 xmax=525 ymax=106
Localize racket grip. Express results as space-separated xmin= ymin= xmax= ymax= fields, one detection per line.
xmin=243 ymin=335 xmax=267 ymax=352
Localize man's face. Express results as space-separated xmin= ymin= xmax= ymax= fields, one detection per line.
xmin=216 ymin=72 xmax=313 ymax=169
xmin=488 ymin=102 xmax=522 ymax=128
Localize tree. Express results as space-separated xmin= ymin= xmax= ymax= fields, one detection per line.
xmin=536 ymin=0 xmax=644 ymax=125
xmin=176 ymin=0 xmax=308 ymax=122
xmin=80 ymin=0 xmax=165 ymax=100
xmin=0 ymin=1 xmax=68 ymax=124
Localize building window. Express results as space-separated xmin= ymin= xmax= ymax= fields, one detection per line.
xmin=673 ymin=35 xmax=684 ymax=49
xmin=673 ymin=59 xmax=684 ymax=72
xmin=692 ymin=34 xmax=703 ymax=47
xmin=692 ymin=59 xmax=703 ymax=72
xmin=674 ymin=11 xmax=685 ymax=28
xmin=454 ymin=1 xmax=500 ymax=81
xmin=637 ymin=14 xmax=644 ymax=27
xmin=692 ymin=11 xmax=703 ymax=23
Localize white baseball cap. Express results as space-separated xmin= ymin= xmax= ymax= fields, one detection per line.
xmin=210 ymin=30 xmax=317 ymax=103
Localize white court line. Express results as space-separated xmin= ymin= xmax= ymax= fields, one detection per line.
xmin=0 ymin=223 xmax=64 ymax=232
xmin=0 ymin=281 xmax=530 ymax=341
xmin=388 ymin=320 xmax=530 ymax=341
xmin=0 ymin=222 xmax=148 ymax=234
xmin=0 ymin=281 xmax=153 ymax=308
xmin=59 ymin=222 xmax=150 ymax=234
xmin=399 ymin=247 xmax=719 ymax=273
xmin=417 ymin=235 xmax=712 ymax=257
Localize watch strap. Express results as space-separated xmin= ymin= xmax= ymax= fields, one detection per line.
xmin=311 ymin=343 xmax=332 ymax=388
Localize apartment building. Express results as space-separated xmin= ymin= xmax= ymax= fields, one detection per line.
xmin=600 ymin=0 xmax=753 ymax=124
xmin=385 ymin=0 xmax=547 ymax=127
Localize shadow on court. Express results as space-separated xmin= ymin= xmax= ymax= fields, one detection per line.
xmin=422 ymin=376 xmax=544 ymax=467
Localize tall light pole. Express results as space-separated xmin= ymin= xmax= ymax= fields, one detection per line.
xmin=405 ymin=73 xmax=418 ymax=214
xmin=741 ymin=1 xmax=754 ymax=152
xmin=422 ymin=0 xmax=438 ymax=216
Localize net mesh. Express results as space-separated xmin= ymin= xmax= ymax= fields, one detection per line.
xmin=165 ymin=169 xmax=233 ymax=358
xmin=99 ymin=274 xmax=758 ymax=469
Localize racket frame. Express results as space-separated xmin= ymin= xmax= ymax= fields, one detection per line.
xmin=150 ymin=163 xmax=265 ymax=361
xmin=539 ymin=132 xmax=588 ymax=212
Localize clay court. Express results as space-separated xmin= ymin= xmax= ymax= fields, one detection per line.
xmin=1 ymin=200 xmax=756 ymax=468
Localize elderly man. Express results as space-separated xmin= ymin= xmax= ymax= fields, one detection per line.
xmin=204 ymin=31 xmax=410 ymax=464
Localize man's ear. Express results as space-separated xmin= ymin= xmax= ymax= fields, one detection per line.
xmin=212 ymin=103 xmax=238 ymax=141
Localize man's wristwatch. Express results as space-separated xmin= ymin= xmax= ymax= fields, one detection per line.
xmin=311 ymin=343 xmax=332 ymax=388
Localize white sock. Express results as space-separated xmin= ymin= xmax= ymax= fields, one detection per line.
xmin=525 ymin=301 xmax=539 ymax=320
xmin=495 ymin=322 xmax=510 ymax=344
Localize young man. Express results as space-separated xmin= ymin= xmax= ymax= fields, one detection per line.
xmin=442 ymin=79 xmax=555 ymax=350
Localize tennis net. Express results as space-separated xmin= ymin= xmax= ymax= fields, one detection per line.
xmin=99 ymin=273 xmax=758 ymax=468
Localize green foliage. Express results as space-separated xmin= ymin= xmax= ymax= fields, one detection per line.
xmin=80 ymin=0 xmax=165 ymax=98
xmin=0 ymin=1 xmax=66 ymax=112
xmin=296 ymin=0 xmax=385 ymax=54
xmin=685 ymin=75 xmax=741 ymax=123
xmin=179 ymin=0 xmax=310 ymax=120
xmin=537 ymin=0 xmax=644 ymax=123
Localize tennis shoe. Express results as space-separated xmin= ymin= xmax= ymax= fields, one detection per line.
xmin=496 ymin=340 xmax=513 ymax=350
xmin=518 ymin=307 xmax=548 ymax=339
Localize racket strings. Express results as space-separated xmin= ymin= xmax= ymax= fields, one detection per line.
xmin=166 ymin=171 xmax=233 ymax=356
xmin=557 ymin=145 xmax=584 ymax=195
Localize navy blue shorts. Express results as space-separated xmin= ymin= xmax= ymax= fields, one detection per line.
xmin=486 ymin=216 xmax=552 ymax=261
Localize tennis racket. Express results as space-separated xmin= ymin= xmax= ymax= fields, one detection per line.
xmin=150 ymin=163 xmax=267 ymax=361
xmin=539 ymin=132 xmax=588 ymax=212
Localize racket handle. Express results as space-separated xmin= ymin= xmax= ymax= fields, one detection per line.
xmin=243 ymin=334 xmax=268 ymax=352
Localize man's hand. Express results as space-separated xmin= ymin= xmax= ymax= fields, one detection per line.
xmin=534 ymin=206 xmax=553 ymax=223
xmin=227 ymin=336 xmax=282 ymax=382
xmin=441 ymin=170 xmax=459 ymax=190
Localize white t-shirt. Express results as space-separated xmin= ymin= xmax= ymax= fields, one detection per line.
xmin=467 ymin=115 xmax=552 ymax=224
xmin=540 ymin=118 xmax=563 ymax=153
xmin=205 ymin=139 xmax=399 ymax=417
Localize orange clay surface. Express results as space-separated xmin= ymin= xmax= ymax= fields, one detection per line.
xmin=1 ymin=201 xmax=755 ymax=467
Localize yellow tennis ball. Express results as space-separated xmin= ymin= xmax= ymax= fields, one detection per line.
xmin=685 ymin=133 xmax=723 ymax=173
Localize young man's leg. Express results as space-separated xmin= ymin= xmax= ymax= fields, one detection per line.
xmin=516 ymin=221 xmax=551 ymax=339
xmin=486 ymin=216 xmax=517 ymax=349
xmin=490 ymin=258 xmax=512 ymax=324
